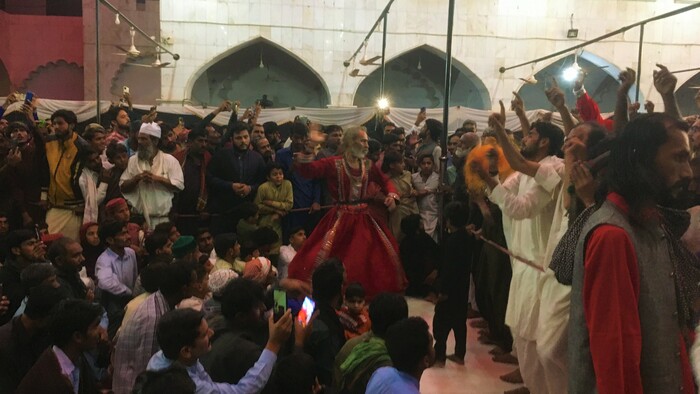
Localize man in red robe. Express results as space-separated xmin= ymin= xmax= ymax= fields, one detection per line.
xmin=287 ymin=126 xmax=407 ymax=298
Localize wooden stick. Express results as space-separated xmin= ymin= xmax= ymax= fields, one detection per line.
xmin=467 ymin=228 xmax=545 ymax=272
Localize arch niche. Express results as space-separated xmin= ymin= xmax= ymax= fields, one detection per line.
xmin=675 ymin=72 xmax=700 ymax=117
xmin=352 ymin=45 xmax=490 ymax=109
xmin=516 ymin=51 xmax=634 ymax=113
xmin=190 ymin=38 xmax=331 ymax=108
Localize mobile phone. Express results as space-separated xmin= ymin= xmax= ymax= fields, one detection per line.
xmin=123 ymin=86 xmax=130 ymax=94
xmin=24 ymin=91 xmax=34 ymax=105
xmin=420 ymin=106 xmax=426 ymax=113
xmin=273 ymin=289 xmax=287 ymax=322
xmin=297 ymin=297 xmax=315 ymax=327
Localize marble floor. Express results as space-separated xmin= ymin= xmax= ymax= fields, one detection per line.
xmin=407 ymin=297 xmax=521 ymax=394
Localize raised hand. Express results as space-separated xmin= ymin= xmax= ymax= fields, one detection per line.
xmin=653 ymin=64 xmax=677 ymax=96
xmin=511 ymin=91 xmax=525 ymax=114
xmin=545 ymin=78 xmax=566 ymax=109
xmin=618 ymin=67 xmax=636 ymax=92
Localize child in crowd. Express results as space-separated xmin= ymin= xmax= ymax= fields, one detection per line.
xmin=278 ymin=227 xmax=306 ymax=280
xmin=412 ymin=154 xmax=440 ymax=242
xmin=399 ymin=214 xmax=440 ymax=299
xmin=254 ymin=163 xmax=293 ymax=263
xmin=103 ymin=141 xmax=129 ymax=205
xmin=235 ymin=202 xmax=259 ymax=246
xmin=433 ymin=202 xmax=472 ymax=367
xmin=382 ymin=150 xmax=418 ymax=241
xmin=337 ymin=282 xmax=371 ymax=340
xmin=78 ymin=148 xmax=108 ymax=224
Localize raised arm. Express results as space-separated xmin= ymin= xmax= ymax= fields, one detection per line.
xmin=653 ymin=63 xmax=682 ymax=121
xmin=511 ymin=92 xmax=531 ymax=136
xmin=491 ymin=101 xmax=540 ymax=178
xmin=614 ymin=68 xmax=636 ymax=136
xmin=545 ymin=79 xmax=576 ymax=135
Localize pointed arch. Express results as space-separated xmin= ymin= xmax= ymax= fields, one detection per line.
xmin=515 ymin=50 xmax=636 ymax=112
xmin=187 ymin=37 xmax=331 ymax=108
xmin=675 ymin=72 xmax=700 ymax=117
xmin=352 ymin=44 xmax=491 ymax=110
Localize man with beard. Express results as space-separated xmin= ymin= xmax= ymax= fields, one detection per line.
xmin=207 ymin=122 xmax=267 ymax=234
xmin=317 ymin=125 xmax=343 ymax=159
xmin=0 ymin=230 xmax=45 ymax=325
xmin=252 ymin=136 xmax=275 ymax=165
xmin=47 ymin=237 xmax=88 ymax=301
xmin=287 ymin=127 xmax=406 ymax=299
xmin=173 ymin=128 xmax=212 ymax=236
xmin=415 ymin=118 xmax=443 ymax=173
xmin=120 ymin=122 xmax=184 ymax=229
xmin=569 ymin=113 xmax=697 ymax=394
xmin=44 ymin=110 xmax=90 ymax=241
xmin=104 ymin=105 xmax=132 ymax=145
xmin=276 ymin=122 xmax=322 ymax=239
xmin=474 ymin=120 xmax=564 ymax=394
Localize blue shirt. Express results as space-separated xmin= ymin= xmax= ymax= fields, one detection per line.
xmin=95 ymin=247 xmax=138 ymax=296
xmin=366 ymin=366 xmax=420 ymax=394
xmin=275 ymin=148 xmax=320 ymax=208
xmin=147 ymin=349 xmax=277 ymax=394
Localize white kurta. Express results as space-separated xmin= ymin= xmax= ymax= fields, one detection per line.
xmin=489 ymin=155 xmax=563 ymax=341
xmin=412 ymin=171 xmax=440 ymax=241
xmin=79 ymin=168 xmax=108 ymax=224
xmin=120 ymin=151 xmax=184 ymax=228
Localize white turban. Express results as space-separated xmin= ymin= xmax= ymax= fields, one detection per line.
xmin=139 ymin=122 xmax=161 ymax=139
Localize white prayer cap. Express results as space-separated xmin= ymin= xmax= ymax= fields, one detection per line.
xmin=139 ymin=122 xmax=161 ymax=139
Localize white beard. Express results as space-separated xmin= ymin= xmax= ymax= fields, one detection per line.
xmin=350 ymin=146 xmax=368 ymax=159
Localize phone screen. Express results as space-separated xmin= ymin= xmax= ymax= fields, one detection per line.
xmin=273 ymin=289 xmax=287 ymax=321
xmin=297 ymin=297 xmax=315 ymax=326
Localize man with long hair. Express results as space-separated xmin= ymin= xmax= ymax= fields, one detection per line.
xmin=569 ymin=113 xmax=698 ymax=394
xmin=287 ymin=126 xmax=406 ymax=299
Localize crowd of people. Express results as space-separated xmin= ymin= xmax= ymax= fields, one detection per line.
xmin=1 ymin=60 xmax=700 ymax=394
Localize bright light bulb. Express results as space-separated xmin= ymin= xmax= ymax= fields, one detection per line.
xmin=115 ymin=13 xmax=120 ymax=25
xmin=377 ymin=97 xmax=390 ymax=110
xmin=562 ymin=62 xmax=581 ymax=82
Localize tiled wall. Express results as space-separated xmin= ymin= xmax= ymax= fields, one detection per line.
xmin=160 ymin=0 xmax=700 ymax=109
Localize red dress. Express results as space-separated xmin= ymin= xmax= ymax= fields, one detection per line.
xmin=287 ymin=156 xmax=407 ymax=298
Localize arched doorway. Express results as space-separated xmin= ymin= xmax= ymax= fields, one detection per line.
xmin=353 ymin=45 xmax=490 ymax=109
xmin=190 ymin=38 xmax=330 ymax=108
xmin=675 ymin=72 xmax=700 ymax=117
xmin=516 ymin=51 xmax=631 ymax=113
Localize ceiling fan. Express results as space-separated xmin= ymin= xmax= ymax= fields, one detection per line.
xmin=349 ymin=69 xmax=368 ymax=77
xmin=125 ymin=53 xmax=172 ymax=68
xmin=358 ymin=41 xmax=382 ymax=66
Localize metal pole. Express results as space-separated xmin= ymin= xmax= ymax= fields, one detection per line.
xmin=344 ymin=0 xmax=395 ymax=65
xmin=98 ymin=0 xmax=180 ymax=60
xmin=380 ymin=15 xmax=388 ymax=97
xmin=95 ymin=0 xmax=101 ymax=123
xmin=635 ymin=24 xmax=644 ymax=103
xmin=439 ymin=0 xmax=456 ymax=244
xmin=499 ymin=1 xmax=700 ymax=74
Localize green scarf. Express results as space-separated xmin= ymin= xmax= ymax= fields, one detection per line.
xmin=339 ymin=336 xmax=391 ymax=379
